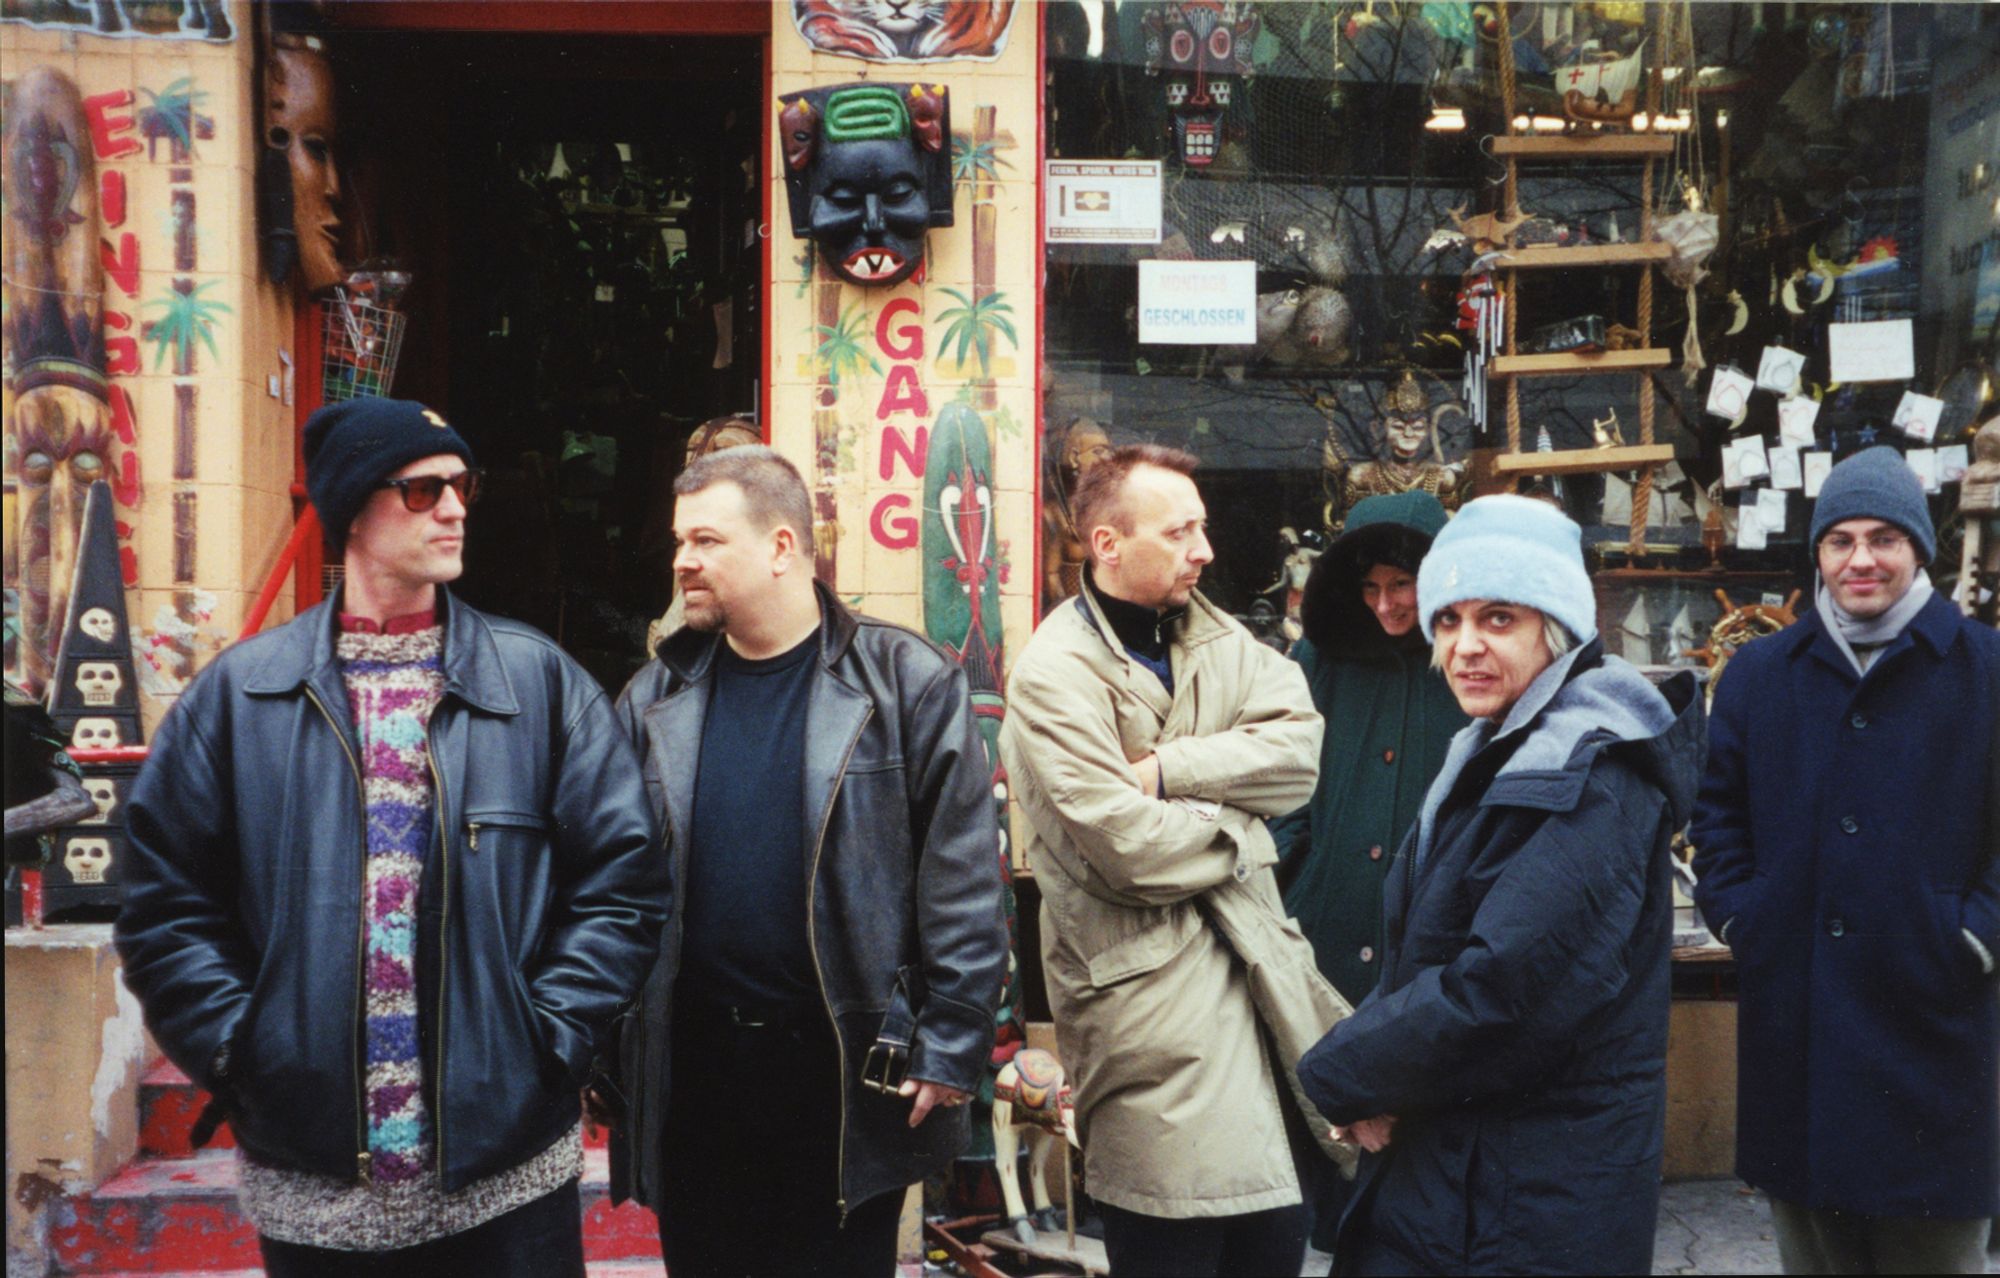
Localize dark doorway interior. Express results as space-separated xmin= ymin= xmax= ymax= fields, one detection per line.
xmin=337 ymin=32 xmax=764 ymax=692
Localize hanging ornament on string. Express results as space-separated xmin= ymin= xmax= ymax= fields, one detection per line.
xmin=1652 ymin=3 xmax=1717 ymax=385
xmin=1658 ymin=190 xmax=1718 ymax=384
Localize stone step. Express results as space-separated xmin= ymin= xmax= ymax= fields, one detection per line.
xmin=50 ymin=1148 xmax=660 ymax=1274
xmin=139 ymin=1060 xmax=233 ymax=1157
xmin=139 ymin=1057 xmax=610 ymax=1159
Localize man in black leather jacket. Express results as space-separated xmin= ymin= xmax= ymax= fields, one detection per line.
xmin=608 ymin=445 xmax=1006 ymax=1278
xmin=115 ymin=397 xmax=665 ymax=1276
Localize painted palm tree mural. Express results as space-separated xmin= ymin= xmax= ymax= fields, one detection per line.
xmin=942 ymin=106 xmax=1019 ymax=412
xmin=949 ymin=134 xmax=1010 ymax=192
xmin=811 ymin=302 xmax=881 ymax=392
xmin=142 ymin=279 xmax=229 ymax=375
xmin=935 ymin=287 xmax=1018 ymax=381
xmin=136 ymin=77 xmax=215 ymax=164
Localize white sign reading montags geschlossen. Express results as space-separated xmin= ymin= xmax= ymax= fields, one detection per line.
xmin=1138 ymin=260 xmax=1257 ymax=344
xmin=1046 ymin=160 xmax=1163 ymax=244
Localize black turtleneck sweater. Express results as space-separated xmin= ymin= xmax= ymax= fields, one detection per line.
xmin=1092 ymin=575 xmax=1184 ymax=695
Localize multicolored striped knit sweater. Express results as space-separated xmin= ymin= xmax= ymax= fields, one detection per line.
xmin=236 ymin=615 xmax=580 ymax=1251
xmin=342 ymin=621 xmax=446 ymax=1184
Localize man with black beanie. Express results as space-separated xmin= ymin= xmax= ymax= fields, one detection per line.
xmin=116 ymin=396 xmax=666 ymax=1277
xmin=1694 ymin=446 xmax=2000 ymax=1274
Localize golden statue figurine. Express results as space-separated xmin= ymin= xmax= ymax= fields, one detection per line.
xmin=1322 ymin=370 xmax=1468 ymax=535
xmin=1041 ymin=416 xmax=1113 ymax=611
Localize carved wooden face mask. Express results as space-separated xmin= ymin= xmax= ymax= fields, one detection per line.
xmin=779 ymin=83 xmax=954 ymax=287
xmin=265 ymin=37 xmax=344 ymax=293
xmin=1144 ymin=1 xmax=1259 ymax=169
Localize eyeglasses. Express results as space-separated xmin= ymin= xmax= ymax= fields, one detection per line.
xmin=379 ymin=470 xmax=483 ymax=513
xmin=1820 ymin=529 xmax=1909 ymax=560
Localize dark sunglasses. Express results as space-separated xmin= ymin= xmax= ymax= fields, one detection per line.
xmin=379 ymin=469 xmax=483 ymax=512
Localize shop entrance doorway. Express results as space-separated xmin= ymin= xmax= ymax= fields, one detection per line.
xmin=335 ymin=29 xmax=765 ymax=692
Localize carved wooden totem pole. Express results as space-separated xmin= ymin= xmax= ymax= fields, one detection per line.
xmin=4 ymin=67 xmax=115 ymax=698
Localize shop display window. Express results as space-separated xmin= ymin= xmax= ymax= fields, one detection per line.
xmin=1040 ymin=2 xmax=1998 ymax=658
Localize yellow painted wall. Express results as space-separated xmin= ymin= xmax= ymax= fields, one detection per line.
xmin=767 ymin=0 xmax=1041 ymax=671
xmin=2 ymin=12 xmax=296 ymax=732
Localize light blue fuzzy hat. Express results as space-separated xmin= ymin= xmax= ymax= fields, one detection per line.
xmin=1417 ymin=495 xmax=1598 ymax=644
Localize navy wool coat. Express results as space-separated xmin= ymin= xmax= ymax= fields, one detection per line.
xmin=1691 ymin=591 xmax=2000 ymax=1220
xmin=1300 ymin=643 xmax=1704 ymax=1275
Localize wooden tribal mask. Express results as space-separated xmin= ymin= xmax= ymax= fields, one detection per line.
xmin=777 ymin=83 xmax=954 ymax=287
xmin=1142 ymin=1 xmax=1259 ymax=169
xmin=263 ymin=32 xmax=345 ymax=293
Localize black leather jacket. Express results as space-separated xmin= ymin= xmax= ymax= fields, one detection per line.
xmin=115 ymin=592 xmax=666 ymax=1192
xmin=608 ymin=584 xmax=1007 ymax=1215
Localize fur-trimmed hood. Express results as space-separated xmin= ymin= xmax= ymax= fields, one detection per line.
xmin=1300 ymin=491 xmax=1449 ymax=655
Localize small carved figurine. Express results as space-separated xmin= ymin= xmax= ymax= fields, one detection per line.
xmin=1323 ymin=371 xmax=1468 ymax=533
xmin=1041 ymin=417 xmax=1113 ymax=609
xmin=1955 ymin=416 xmax=2000 ymax=627
xmin=1448 ymin=203 xmax=1529 ymax=253
xmin=992 ymin=1048 xmax=1079 ymax=1247
xmin=1592 ymin=409 xmax=1624 ymax=449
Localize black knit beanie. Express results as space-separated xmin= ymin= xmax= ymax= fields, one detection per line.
xmin=303 ymin=397 xmax=475 ymax=556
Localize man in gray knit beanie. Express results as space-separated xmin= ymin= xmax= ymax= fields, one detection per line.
xmin=1693 ymin=444 xmax=2000 ymax=1275
xmin=1807 ymin=445 xmax=1938 ymax=673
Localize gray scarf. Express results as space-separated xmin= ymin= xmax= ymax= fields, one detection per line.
xmin=1816 ymin=573 xmax=1934 ymax=676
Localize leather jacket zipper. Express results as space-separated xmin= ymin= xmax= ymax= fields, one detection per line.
xmin=304 ymin=684 xmax=373 ymax=1186
xmin=427 ymin=736 xmax=451 ymax=1180
xmin=808 ymin=704 xmax=872 ymax=1222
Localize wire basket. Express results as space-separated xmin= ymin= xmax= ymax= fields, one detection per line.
xmin=320 ymin=289 xmax=407 ymax=402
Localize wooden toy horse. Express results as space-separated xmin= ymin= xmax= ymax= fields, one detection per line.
xmin=991 ymin=1047 xmax=1079 ymax=1246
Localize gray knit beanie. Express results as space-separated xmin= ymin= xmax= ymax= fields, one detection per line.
xmin=1808 ymin=446 xmax=1936 ymax=562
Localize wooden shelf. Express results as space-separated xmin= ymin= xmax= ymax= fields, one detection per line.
xmin=1491 ymin=348 xmax=1672 ymax=376
xmin=1495 ymin=444 xmax=1677 ymax=476
xmin=1492 ymin=134 xmax=1676 ymax=159
xmin=1496 ymin=242 xmax=1671 ymax=269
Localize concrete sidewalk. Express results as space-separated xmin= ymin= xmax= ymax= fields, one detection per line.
xmin=1651 ymin=1179 xmax=1787 ymax=1275
xmin=1301 ymin=1179 xmax=2000 ymax=1275
xmin=1651 ymin=1180 xmax=2000 ymax=1276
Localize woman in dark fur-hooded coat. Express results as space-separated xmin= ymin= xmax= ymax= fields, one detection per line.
xmin=1271 ymin=491 xmax=1468 ymax=1008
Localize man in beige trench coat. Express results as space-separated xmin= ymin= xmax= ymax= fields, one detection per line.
xmin=1000 ymin=444 xmax=1352 ymax=1278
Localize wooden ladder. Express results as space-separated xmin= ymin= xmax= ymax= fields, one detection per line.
xmin=1490 ymin=0 xmax=1677 ymax=556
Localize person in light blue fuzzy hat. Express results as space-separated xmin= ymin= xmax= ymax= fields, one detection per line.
xmin=1299 ymin=492 xmax=1705 ymax=1276
xmin=1415 ymin=493 xmax=1598 ymax=648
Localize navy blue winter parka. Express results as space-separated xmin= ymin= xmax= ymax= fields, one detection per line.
xmin=1691 ymin=591 xmax=2000 ymax=1220
xmin=1299 ymin=641 xmax=1704 ymax=1275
